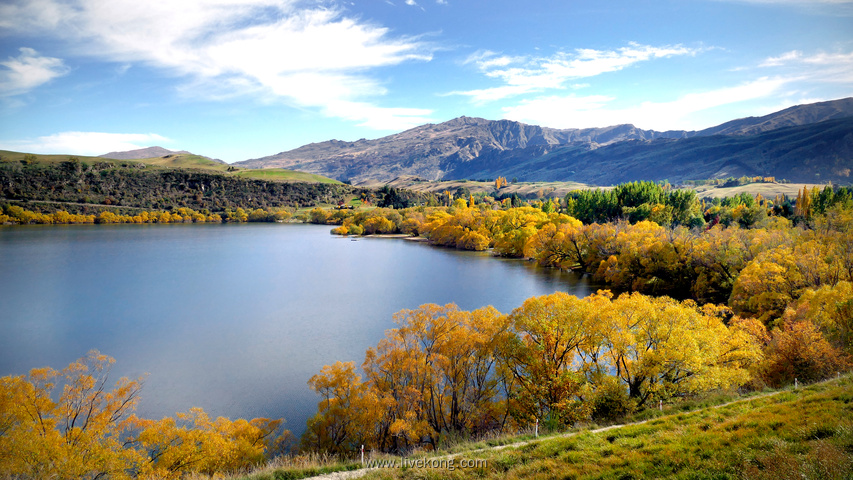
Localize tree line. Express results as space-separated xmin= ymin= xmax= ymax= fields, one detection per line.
xmin=0 ymin=204 xmax=293 ymax=225
xmin=315 ymin=183 xmax=852 ymax=310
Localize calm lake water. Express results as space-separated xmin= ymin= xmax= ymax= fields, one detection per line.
xmin=0 ymin=223 xmax=597 ymax=436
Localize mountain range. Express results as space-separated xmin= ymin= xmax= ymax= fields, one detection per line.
xmin=233 ymin=98 xmax=853 ymax=185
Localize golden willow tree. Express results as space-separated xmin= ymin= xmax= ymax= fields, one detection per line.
xmin=0 ymin=351 xmax=288 ymax=480
xmin=0 ymin=351 xmax=141 ymax=479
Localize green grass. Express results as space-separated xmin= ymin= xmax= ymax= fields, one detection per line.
xmin=0 ymin=150 xmax=105 ymax=164
xmin=0 ymin=150 xmax=340 ymax=184
xmin=240 ymin=462 xmax=361 ymax=480
xmin=349 ymin=376 xmax=853 ymax=480
xmin=233 ymin=168 xmax=342 ymax=184
xmin=693 ymin=182 xmax=822 ymax=200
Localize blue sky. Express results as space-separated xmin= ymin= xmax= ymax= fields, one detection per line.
xmin=0 ymin=0 xmax=851 ymax=163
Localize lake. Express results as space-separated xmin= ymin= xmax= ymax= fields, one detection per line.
xmin=0 ymin=223 xmax=598 ymax=436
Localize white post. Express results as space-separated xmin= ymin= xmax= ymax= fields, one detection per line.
xmin=360 ymin=444 xmax=364 ymax=466
xmin=659 ymin=399 xmax=662 ymax=411
xmin=795 ymin=378 xmax=798 ymax=389
xmin=535 ymin=418 xmax=539 ymax=438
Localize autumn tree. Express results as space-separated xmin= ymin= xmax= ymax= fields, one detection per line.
xmin=302 ymin=361 xmax=381 ymax=455
xmin=135 ymin=408 xmax=284 ymax=479
xmin=594 ymin=293 xmax=761 ymax=406
xmin=492 ymin=207 xmax=548 ymax=257
xmin=730 ymin=239 xmax=847 ymax=325
xmin=0 ymin=352 xmax=289 ymax=480
xmin=360 ymin=304 xmax=509 ymax=451
xmin=499 ymin=292 xmax=597 ymax=426
xmin=0 ymin=351 xmax=143 ymax=480
xmin=762 ymin=319 xmax=850 ymax=387
xmin=523 ymin=217 xmax=586 ymax=270
xmin=781 ymin=281 xmax=853 ymax=353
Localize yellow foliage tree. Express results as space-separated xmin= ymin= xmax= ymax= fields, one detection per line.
xmin=0 ymin=352 xmax=288 ymax=479
xmin=302 ymin=361 xmax=382 ymax=455
xmin=731 ymin=240 xmax=847 ymax=325
xmin=782 ymin=281 xmax=853 ymax=353
xmin=500 ymin=292 xmax=597 ymax=426
xmin=0 ymin=351 xmax=143 ymax=480
xmin=135 ymin=408 xmax=282 ymax=479
xmin=595 ymin=293 xmax=761 ymax=406
xmin=361 ymin=304 xmax=509 ymax=451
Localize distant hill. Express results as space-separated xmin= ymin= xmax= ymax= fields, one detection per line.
xmin=235 ymin=98 xmax=853 ymax=185
xmin=234 ymin=117 xmax=688 ymax=183
xmin=1 ymin=151 xmax=356 ymax=213
xmin=448 ymin=117 xmax=853 ymax=185
xmin=694 ymin=97 xmax=853 ymax=136
xmin=100 ymin=146 xmax=226 ymax=164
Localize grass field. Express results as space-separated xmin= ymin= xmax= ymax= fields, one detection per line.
xmin=235 ymin=376 xmax=852 ymax=480
xmin=694 ymin=182 xmax=822 ymax=200
xmin=233 ymin=168 xmax=342 ymax=184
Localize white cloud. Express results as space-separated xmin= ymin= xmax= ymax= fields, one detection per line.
xmin=451 ymin=43 xmax=700 ymax=102
xmin=0 ymin=132 xmax=172 ymax=156
xmin=760 ymin=50 xmax=803 ymax=67
xmin=502 ymin=77 xmax=789 ymax=131
xmin=324 ymin=100 xmax=433 ymax=130
xmin=0 ymin=0 xmax=435 ymax=128
xmin=0 ymin=47 xmax=69 ymax=97
xmin=760 ymin=49 xmax=853 ymax=85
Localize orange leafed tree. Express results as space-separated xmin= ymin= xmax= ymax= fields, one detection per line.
xmin=302 ymin=361 xmax=382 ymax=455
xmin=360 ymin=303 xmax=510 ymax=451
xmin=0 ymin=350 xmax=143 ymax=480
xmin=762 ymin=319 xmax=850 ymax=387
xmin=135 ymin=408 xmax=283 ymax=479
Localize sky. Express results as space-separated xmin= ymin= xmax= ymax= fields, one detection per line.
xmin=0 ymin=0 xmax=852 ymax=163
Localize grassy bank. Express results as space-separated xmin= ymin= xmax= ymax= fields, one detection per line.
xmin=233 ymin=376 xmax=852 ymax=480
xmin=369 ymin=376 xmax=852 ymax=480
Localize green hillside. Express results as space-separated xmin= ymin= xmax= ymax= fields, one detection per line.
xmin=0 ymin=150 xmax=341 ymax=184
xmin=0 ymin=151 xmax=357 ymax=213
